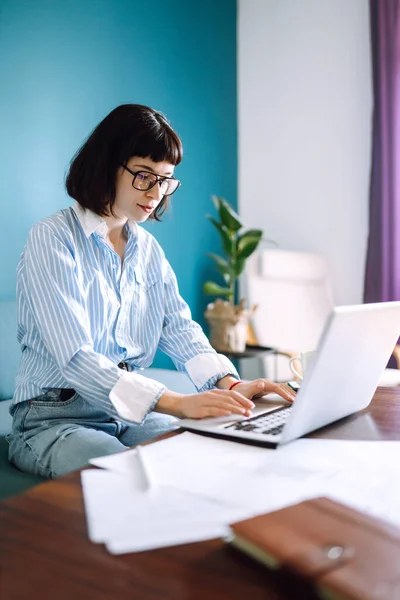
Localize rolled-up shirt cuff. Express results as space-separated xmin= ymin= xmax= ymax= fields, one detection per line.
xmin=185 ymin=353 xmax=239 ymax=391
xmin=109 ymin=371 xmax=166 ymax=424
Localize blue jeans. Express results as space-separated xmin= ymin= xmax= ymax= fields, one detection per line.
xmin=7 ymin=389 xmax=178 ymax=478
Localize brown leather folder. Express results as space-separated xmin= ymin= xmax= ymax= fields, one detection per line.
xmin=229 ymin=496 xmax=400 ymax=600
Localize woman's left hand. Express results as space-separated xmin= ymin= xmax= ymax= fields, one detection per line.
xmin=232 ymin=379 xmax=296 ymax=404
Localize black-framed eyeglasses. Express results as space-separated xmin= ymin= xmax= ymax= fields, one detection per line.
xmin=121 ymin=165 xmax=181 ymax=196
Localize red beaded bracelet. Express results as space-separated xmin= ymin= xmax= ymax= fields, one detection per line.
xmin=229 ymin=380 xmax=242 ymax=391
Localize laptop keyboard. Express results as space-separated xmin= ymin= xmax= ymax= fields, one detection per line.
xmin=225 ymin=406 xmax=292 ymax=436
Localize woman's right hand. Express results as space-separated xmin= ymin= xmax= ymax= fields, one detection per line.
xmin=156 ymin=389 xmax=255 ymax=420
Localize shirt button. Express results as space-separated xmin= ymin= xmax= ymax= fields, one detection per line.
xmin=112 ymin=264 xmax=117 ymax=269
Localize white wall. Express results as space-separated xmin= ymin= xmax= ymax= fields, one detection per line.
xmin=238 ymin=0 xmax=372 ymax=304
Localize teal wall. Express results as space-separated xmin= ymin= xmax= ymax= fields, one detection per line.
xmin=0 ymin=0 xmax=237 ymax=368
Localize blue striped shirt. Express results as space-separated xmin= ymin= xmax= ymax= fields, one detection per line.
xmin=13 ymin=202 xmax=238 ymax=423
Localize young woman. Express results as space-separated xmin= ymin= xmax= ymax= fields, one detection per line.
xmin=7 ymin=104 xmax=295 ymax=478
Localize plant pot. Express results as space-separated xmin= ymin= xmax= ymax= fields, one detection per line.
xmin=205 ymin=298 xmax=257 ymax=353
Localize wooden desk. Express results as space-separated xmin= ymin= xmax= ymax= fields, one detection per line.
xmin=1 ymin=387 xmax=399 ymax=600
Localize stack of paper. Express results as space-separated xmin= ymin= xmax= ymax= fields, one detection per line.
xmin=81 ymin=469 xmax=246 ymax=554
xmin=82 ymin=432 xmax=400 ymax=555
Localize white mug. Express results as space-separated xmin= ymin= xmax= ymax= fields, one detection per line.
xmin=289 ymin=351 xmax=316 ymax=380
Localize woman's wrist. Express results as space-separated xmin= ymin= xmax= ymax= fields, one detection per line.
xmin=154 ymin=389 xmax=185 ymax=418
xmin=216 ymin=375 xmax=240 ymax=390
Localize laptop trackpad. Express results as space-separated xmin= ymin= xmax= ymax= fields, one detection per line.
xmin=253 ymin=393 xmax=290 ymax=413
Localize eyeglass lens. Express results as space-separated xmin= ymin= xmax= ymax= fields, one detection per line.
xmin=133 ymin=172 xmax=179 ymax=195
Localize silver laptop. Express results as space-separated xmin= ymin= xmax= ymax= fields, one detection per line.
xmin=179 ymin=302 xmax=400 ymax=447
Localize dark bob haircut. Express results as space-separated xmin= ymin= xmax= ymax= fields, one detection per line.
xmin=66 ymin=104 xmax=183 ymax=221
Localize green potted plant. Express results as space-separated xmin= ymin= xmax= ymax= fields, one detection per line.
xmin=203 ymin=196 xmax=266 ymax=353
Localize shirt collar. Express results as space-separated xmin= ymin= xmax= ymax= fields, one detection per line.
xmin=71 ymin=201 xmax=138 ymax=239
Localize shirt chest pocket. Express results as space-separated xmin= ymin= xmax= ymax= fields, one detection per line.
xmin=133 ymin=267 xmax=160 ymax=292
xmin=132 ymin=268 xmax=161 ymax=321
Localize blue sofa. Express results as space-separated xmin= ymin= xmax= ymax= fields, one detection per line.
xmin=0 ymin=300 xmax=196 ymax=500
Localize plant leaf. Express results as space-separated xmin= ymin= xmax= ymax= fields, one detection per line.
xmin=233 ymin=257 xmax=246 ymax=277
xmin=206 ymin=253 xmax=234 ymax=280
xmin=206 ymin=215 xmax=234 ymax=255
xmin=217 ymin=197 xmax=242 ymax=232
xmin=211 ymin=195 xmax=242 ymax=232
xmin=211 ymin=195 xmax=222 ymax=213
xmin=239 ymin=229 xmax=263 ymax=242
xmin=205 ymin=253 xmax=230 ymax=269
xmin=237 ymin=236 xmax=262 ymax=259
xmin=203 ymin=281 xmax=233 ymax=296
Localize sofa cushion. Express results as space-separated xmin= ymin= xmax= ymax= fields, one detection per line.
xmin=141 ymin=368 xmax=196 ymax=394
xmin=0 ymin=300 xmax=20 ymax=401
xmin=0 ymin=399 xmax=13 ymax=436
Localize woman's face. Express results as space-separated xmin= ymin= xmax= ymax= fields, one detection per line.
xmin=113 ymin=156 xmax=175 ymax=223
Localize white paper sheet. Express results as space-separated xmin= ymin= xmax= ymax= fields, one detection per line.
xmin=104 ymin=486 xmax=246 ymax=554
xmin=89 ymin=448 xmax=139 ymax=476
xmin=81 ymin=469 xmax=145 ymax=542
xmin=105 ymin=522 xmax=228 ymax=554
xmin=139 ymin=434 xmax=400 ymax=528
xmin=84 ymin=434 xmax=400 ymax=555
xmin=81 ymin=468 xmax=247 ymax=553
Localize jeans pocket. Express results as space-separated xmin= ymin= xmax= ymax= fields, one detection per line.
xmin=29 ymin=389 xmax=78 ymax=407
